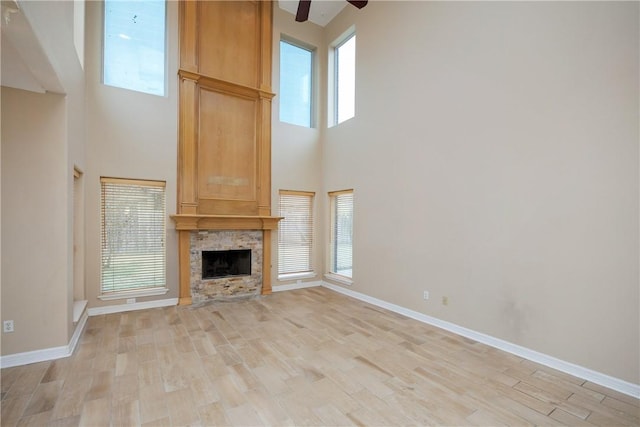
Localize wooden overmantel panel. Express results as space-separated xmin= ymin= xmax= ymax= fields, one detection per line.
xmin=178 ymin=2 xmax=273 ymax=216
xmin=198 ymin=89 xmax=257 ymax=204
xmin=198 ymin=1 xmax=261 ymax=88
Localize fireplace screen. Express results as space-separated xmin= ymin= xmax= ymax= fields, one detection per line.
xmin=202 ymin=249 xmax=251 ymax=279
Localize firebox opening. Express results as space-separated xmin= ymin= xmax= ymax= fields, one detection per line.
xmin=202 ymin=249 xmax=251 ymax=279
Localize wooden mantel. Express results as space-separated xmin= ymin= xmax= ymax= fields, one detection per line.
xmin=171 ymin=214 xmax=282 ymax=231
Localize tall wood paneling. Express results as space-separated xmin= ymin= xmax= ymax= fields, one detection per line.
xmin=177 ymin=1 xmax=273 ymax=217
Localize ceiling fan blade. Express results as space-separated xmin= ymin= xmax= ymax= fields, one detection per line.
xmin=295 ymin=0 xmax=311 ymax=22
xmin=346 ymin=0 xmax=368 ymax=9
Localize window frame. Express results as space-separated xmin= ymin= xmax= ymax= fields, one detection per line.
xmin=330 ymin=28 xmax=356 ymax=127
xmin=278 ymin=190 xmax=316 ymax=280
xmin=99 ymin=177 xmax=169 ymax=300
xmin=279 ymin=36 xmax=315 ymax=128
xmin=102 ymin=0 xmax=168 ymax=96
xmin=327 ymin=189 xmax=354 ymax=284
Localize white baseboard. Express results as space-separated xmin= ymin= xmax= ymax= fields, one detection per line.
xmin=321 ymin=281 xmax=640 ymax=399
xmin=272 ymin=280 xmax=323 ymax=292
xmin=0 ymin=309 xmax=88 ymax=369
xmin=87 ymin=298 xmax=178 ymax=316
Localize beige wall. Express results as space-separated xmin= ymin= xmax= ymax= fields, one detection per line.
xmin=271 ymin=7 xmax=326 ymax=287
xmin=321 ymin=1 xmax=639 ymax=383
xmin=84 ymin=0 xmax=179 ymax=307
xmin=1 ymin=88 xmax=69 ymax=354
xmin=1 ymin=0 xmax=85 ymax=355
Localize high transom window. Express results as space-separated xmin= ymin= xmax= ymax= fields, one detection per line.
xmin=280 ymin=38 xmax=314 ymax=127
xmin=333 ymin=32 xmax=356 ymax=125
xmin=103 ymin=0 xmax=166 ymax=96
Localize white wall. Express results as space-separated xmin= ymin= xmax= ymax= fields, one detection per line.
xmin=84 ymin=0 xmax=179 ymax=307
xmin=271 ymin=7 xmax=326 ymax=287
xmin=322 ymin=1 xmax=639 ymax=384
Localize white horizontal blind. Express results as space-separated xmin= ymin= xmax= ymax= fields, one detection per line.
xmin=331 ymin=190 xmax=353 ymax=278
xmin=278 ymin=191 xmax=314 ymax=275
xmin=101 ymin=178 xmax=166 ymax=294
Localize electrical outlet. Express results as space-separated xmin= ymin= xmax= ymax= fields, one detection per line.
xmin=3 ymin=320 xmax=14 ymax=333
xmin=126 ymin=298 xmax=136 ymax=304
xmin=442 ymin=296 xmax=449 ymax=306
xmin=423 ymin=291 xmax=429 ymax=300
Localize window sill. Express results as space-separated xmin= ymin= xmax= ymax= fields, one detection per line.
xmin=278 ymin=271 xmax=317 ymax=281
xmin=98 ymin=287 xmax=169 ymax=301
xmin=324 ymin=273 xmax=353 ymax=286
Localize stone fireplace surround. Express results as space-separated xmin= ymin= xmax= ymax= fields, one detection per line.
xmin=190 ymin=230 xmax=262 ymax=304
xmin=171 ymin=215 xmax=281 ymax=305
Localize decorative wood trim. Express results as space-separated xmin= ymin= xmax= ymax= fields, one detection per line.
xmin=178 ymin=77 xmax=198 ymax=214
xmin=280 ymin=190 xmax=316 ymax=197
xmin=179 ymin=0 xmax=198 ymax=72
xmin=328 ymin=189 xmax=354 ymax=197
xmin=259 ymin=1 xmax=273 ymax=92
xmin=171 ymin=215 xmax=282 ymax=231
xmin=178 ymin=230 xmax=191 ymax=306
xmin=179 ymin=70 xmax=275 ymax=100
xmin=257 ymin=97 xmax=272 ymax=216
xmin=262 ymin=229 xmax=273 ymax=294
xmin=100 ymin=177 xmax=166 ymax=187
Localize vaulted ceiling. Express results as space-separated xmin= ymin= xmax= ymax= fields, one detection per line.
xmin=278 ymin=0 xmax=346 ymax=27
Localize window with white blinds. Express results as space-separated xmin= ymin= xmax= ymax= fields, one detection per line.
xmin=100 ymin=178 xmax=166 ymax=295
xmin=329 ymin=190 xmax=353 ymax=278
xmin=278 ymin=191 xmax=314 ymax=276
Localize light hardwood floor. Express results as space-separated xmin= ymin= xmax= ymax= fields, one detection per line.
xmin=1 ymin=287 xmax=639 ymax=426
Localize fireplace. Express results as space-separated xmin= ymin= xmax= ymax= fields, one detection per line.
xmin=188 ymin=229 xmax=264 ymax=303
xmin=202 ymin=249 xmax=251 ymax=279
xmin=172 ymin=2 xmax=279 ymax=305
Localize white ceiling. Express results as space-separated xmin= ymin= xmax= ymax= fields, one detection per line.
xmin=278 ymin=0 xmax=347 ymax=27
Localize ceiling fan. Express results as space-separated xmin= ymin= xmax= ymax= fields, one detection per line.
xmin=295 ymin=0 xmax=368 ymax=23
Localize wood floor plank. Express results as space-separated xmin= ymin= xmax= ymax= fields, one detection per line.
xmin=1 ymin=395 xmax=32 ymax=427
xmin=21 ymin=380 xmax=63 ymax=418
xmin=139 ymin=385 xmax=169 ymax=425
xmin=165 ymin=387 xmax=200 ymax=426
xmin=197 ymin=401 xmax=231 ymax=426
xmin=111 ymin=399 xmax=140 ymax=427
xmin=51 ymin=376 xmax=92 ymax=420
xmin=78 ymin=397 xmax=110 ymax=427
